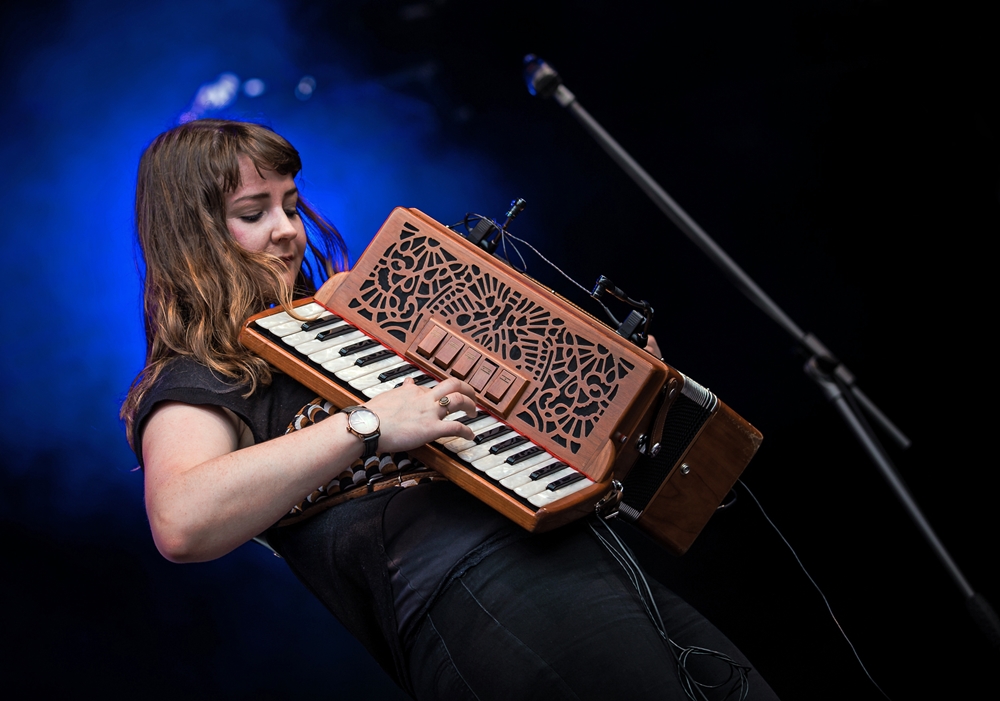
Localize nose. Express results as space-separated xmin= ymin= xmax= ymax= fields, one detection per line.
xmin=272 ymin=208 xmax=299 ymax=243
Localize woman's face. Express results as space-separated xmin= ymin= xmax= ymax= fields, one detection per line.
xmin=225 ymin=156 xmax=307 ymax=289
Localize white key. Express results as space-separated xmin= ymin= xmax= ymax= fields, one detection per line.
xmin=348 ymin=358 xmax=412 ymax=389
xmin=456 ymin=431 xmax=520 ymax=464
xmin=480 ymin=449 xmax=553 ymax=477
xmin=269 ymin=319 xmax=307 ymax=337
xmin=528 ymin=475 xmax=594 ymax=507
xmin=500 ymin=458 xmax=565 ymax=489
xmin=294 ymin=302 xmax=328 ymax=318
xmin=254 ymin=303 xmax=328 ymax=330
xmin=437 ymin=416 xmax=500 ymax=449
xmin=362 ymin=367 xmax=428 ymax=397
xmin=304 ymin=331 xmax=366 ymax=363
xmin=255 ymin=311 xmax=293 ymax=329
xmin=319 ymin=344 xmax=389 ymax=374
xmin=282 ymin=320 xmax=350 ymax=347
xmin=514 ymin=467 xmax=577 ymax=498
xmin=336 ymin=354 xmax=402 ymax=382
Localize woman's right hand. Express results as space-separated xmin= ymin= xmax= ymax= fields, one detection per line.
xmin=363 ymin=376 xmax=478 ymax=454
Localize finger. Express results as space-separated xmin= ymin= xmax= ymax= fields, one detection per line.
xmin=448 ymin=393 xmax=478 ymax=419
xmin=436 ymin=392 xmax=455 ymax=415
xmin=433 ymin=376 xmax=475 ymax=400
xmin=441 ymin=419 xmax=476 ymax=441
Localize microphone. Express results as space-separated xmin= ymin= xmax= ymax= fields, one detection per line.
xmin=523 ymin=55 xmax=576 ymax=106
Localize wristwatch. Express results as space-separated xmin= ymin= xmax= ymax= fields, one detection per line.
xmin=340 ymin=405 xmax=381 ymax=459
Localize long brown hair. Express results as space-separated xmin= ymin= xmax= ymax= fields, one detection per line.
xmin=121 ymin=119 xmax=348 ymax=446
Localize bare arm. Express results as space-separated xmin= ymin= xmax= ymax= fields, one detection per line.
xmin=142 ymin=377 xmax=477 ymax=563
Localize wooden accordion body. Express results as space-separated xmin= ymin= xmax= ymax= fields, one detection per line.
xmin=241 ymin=208 xmax=762 ymax=554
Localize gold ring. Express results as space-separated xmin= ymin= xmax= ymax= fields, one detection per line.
xmin=438 ymin=395 xmax=451 ymax=408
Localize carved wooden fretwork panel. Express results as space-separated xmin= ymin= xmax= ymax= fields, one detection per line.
xmin=348 ymin=223 xmax=634 ymax=454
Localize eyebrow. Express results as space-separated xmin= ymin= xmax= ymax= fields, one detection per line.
xmin=229 ymin=186 xmax=299 ymax=207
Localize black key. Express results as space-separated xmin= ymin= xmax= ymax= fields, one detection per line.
xmin=339 ymin=338 xmax=380 ymax=356
xmin=317 ymin=324 xmax=356 ymax=342
xmin=505 ymin=445 xmax=544 ymax=465
xmin=397 ymin=374 xmax=436 ymax=388
xmin=546 ymin=472 xmax=586 ymax=491
xmin=378 ymin=364 xmax=417 ymax=382
xmin=301 ymin=315 xmax=341 ymax=331
xmin=489 ymin=435 xmax=529 ymax=456
xmin=455 ymin=411 xmax=485 ymax=425
xmin=355 ymin=349 xmax=395 ymax=366
xmin=530 ymin=461 xmax=568 ymax=480
xmin=474 ymin=424 xmax=513 ymax=445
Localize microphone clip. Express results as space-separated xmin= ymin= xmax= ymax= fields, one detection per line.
xmin=465 ymin=198 xmax=527 ymax=256
xmin=591 ymin=275 xmax=654 ymax=348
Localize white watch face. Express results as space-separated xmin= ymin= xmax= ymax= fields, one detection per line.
xmin=348 ymin=408 xmax=379 ymax=435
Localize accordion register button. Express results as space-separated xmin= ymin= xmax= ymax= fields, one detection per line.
xmin=450 ymin=348 xmax=482 ymax=380
xmin=433 ymin=335 xmax=465 ymax=368
xmin=485 ymin=369 xmax=516 ymax=403
xmin=416 ymin=326 xmax=447 ymax=358
xmin=469 ymin=362 xmax=497 ymax=392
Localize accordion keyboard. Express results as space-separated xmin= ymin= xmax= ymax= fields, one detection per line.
xmin=254 ymin=303 xmax=596 ymax=510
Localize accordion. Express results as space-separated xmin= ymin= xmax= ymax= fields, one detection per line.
xmin=241 ymin=207 xmax=761 ymax=554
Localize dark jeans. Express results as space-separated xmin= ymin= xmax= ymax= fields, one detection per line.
xmin=407 ymin=523 xmax=779 ymax=701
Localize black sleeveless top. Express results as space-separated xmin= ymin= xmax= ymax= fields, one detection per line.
xmin=132 ymin=357 xmax=522 ymax=693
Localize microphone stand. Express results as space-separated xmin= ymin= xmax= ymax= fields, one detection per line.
xmin=523 ymin=55 xmax=1000 ymax=653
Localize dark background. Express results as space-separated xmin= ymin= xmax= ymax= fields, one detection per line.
xmin=1 ymin=1 xmax=996 ymax=698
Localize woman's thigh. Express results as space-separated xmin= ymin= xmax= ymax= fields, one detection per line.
xmin=407 ymin=524 xmax=778 ymax=701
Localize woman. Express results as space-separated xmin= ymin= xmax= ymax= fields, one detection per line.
xmin=123 ymin=119 xmax=777 ymax=700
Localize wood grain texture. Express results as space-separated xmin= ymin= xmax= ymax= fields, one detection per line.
xmin=630 ymin=402 xmax=763 ymax=554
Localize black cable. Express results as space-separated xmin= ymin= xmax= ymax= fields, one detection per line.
xmin=589 ymin=517 xmax=751 ymax=700
xmin=737 ymin=479 xmax=891 ymax=700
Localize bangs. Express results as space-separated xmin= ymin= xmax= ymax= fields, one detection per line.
xmin=209 ymin=122 xmax=303 ymax=193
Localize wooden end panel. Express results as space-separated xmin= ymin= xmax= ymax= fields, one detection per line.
xmin=633 ymin=402 xmax=762 ymax=555
xmin=313 ymin=272 xmax=348 ymax=308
